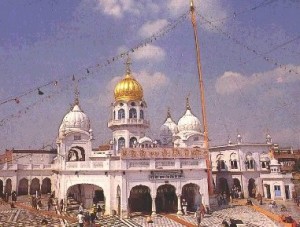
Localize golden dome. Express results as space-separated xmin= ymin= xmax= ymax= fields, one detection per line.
xmin=114 ymin=73 xmax=143 ymax=101
xmin=114 ymin=58 xmax=144 ymax=101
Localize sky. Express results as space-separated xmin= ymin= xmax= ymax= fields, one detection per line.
xmin=0 ymin=0 xmax=299 ymax=152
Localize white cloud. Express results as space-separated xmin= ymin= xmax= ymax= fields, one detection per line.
xmin=95 ymin=0 xmax=139 ymax=18
xmin=138 ymin=19 xmax=168 ymax=38
xmin=132 ymin=44 xmax=165 ymax=61
xmin=215 ymin=65 xmax=300 ymax=95
xmin=215 ymin=71 xmax=247 ymax=95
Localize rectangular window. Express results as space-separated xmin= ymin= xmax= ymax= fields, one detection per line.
xmin=274 ymin=185 xmax=281 ymax=196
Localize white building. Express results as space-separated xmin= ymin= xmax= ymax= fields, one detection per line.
xmin=0 ymin=60 xmax=210 ymax=217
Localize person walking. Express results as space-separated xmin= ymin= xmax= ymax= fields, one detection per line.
xmin=195 ymin=206 xmax=201 ymax=227
xmin=77 ymin=211 xmax=84 ymax=227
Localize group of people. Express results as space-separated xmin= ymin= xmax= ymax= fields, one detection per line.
xmin=77 ymin=203 xmax=103 ymax=227
xmin=30 ymin=195 xmax=43 ymax=210
xmin=217 ymin=192 xmax=228 ymax=206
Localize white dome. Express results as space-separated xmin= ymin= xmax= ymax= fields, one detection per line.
xmin=178 ymin=109 xmax=201 ymax=132
xmin=160 ymin=117 xmax=178 ymax=136
xmin=270 ymin=158 xmax=280 ymax=166
xmin=59 ymin=105 xmax=90 ymax=134
xmin=138 ymin=136 xmax=152 ymax=144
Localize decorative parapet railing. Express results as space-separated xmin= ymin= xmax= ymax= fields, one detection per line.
xmin=108 ymin=118 xmax=150 ymax=127
xmin=0 ymin=163 xmax=54 ymax=170
xmin=65 ymin=161 xmax=105 ymax=169
xmin=120 ymin=147 xmax=208 ymax=160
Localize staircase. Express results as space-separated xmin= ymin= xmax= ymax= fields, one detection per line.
xmin=66 ymin=196 xmax=80 ymax=212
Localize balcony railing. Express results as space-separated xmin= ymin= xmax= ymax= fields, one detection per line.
xmin=108 ymin=118 xmax=150 ymax=127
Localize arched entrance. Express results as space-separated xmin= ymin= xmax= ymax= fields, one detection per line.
xmin=231 ymin=178 xmax=241 ymax=198
xmin=181 ymin=183 xmax=201 ymax=212
xmin=0 ymin=180 xmax=3 ymax=196
xmin=18 ymin=178 xmax=29 ymax=195
xmin=155 ymin=184 xmax=177 ymax=213
xmin=30 ymin=178 xmax=40 ymax=195
xmin=248 ymin=178 xmax=256 ymax=198
xmin=5 ymin=179 xmax=12 ymax=195
xmin=67 ymin=184 xmax=104 ymax=209
xmin=218 ymin=177 xmax=230 ymax=196
xmin=41 ymin=178 xmax=51 ymax=194
xmin=128 ymin=185 xmax=151 ymax=214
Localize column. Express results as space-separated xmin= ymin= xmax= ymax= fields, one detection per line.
xmin=270 ymin=183 xmax=275 ymax=200
xmin=28 ymin=181 xmax=31 ymax=195
xmin=176 ymin=194 xmax=183 ymax=215
xmin=281 ymin=182 xmax=286 ymax=201
xmin=151 ymin=197 xmax=156 ymax=216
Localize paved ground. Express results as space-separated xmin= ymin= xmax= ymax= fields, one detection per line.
xmin=0 ymin=196 xmax=299 ymax=226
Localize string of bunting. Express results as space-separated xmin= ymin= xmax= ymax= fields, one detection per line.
xmin=196 ymin=11 xmax=299 ymax=75
xmin=0 ymin=10 xmax=189 ymax=108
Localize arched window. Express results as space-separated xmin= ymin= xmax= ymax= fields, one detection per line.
xmin=129 ymin=137 xmax=137 ymax=148
xmin=140 ymin=110 xmax=144 ymax=119
xmin=118 ymin=137 xmax=125 ymax=150
xmin=118 ymin=109 xmax=125 ymax=119
xmin=129 ymin=108 xmax=137 ymax=119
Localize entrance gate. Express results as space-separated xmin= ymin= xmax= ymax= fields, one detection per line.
xmin=128 ymin=185 xmax=151 ymax=214
xmin=155 ymin=184 xmax=177 ymax=213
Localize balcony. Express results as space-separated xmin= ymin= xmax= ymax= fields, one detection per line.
xmin=108 ymin=118 xmax=150 ymax=128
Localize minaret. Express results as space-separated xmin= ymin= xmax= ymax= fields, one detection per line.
xmin=108 ymin=57 xmax=149 ymax=155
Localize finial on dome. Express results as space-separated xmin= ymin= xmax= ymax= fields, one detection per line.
xmin=167 ymin=107 xmax=172 ymax=119
xmin=125 ymin=55 xmax=131 ymax=75
xmin=72 ymin=75 xmax=79 ymax=105
xmin=186 ymin=97 xmax=191 ymax=110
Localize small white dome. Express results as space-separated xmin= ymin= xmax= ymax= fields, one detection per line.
xmin=138 ymin=136 xmax=152 ymax=144
xmin=270 ymin=158 xmax=280 ymax=166
xmin=160 ymin=110 xmax=178 ymax=136
xmin=59 ymin=105 xmax=90 ymax=134
xmin=178 ymin=109 xmax=201 ymax=132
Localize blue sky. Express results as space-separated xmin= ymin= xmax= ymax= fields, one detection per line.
xmin=0 ymin=0 xmax=299 ymax=151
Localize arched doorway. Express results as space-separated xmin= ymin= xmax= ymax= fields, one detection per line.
xmin=30 ymin=178 xmax=40 ymax=195
xmin=248 ymin=178 xmax=256 ymax=198
xmin=0 ymin=180 xmax=3 ymax=196
xmin=218 ymin=178 xmax=230 ymax=196
xmin=156 ymin=184 xmax=177 ymax=213
xmin=128 ymin=185 xmax=151 ymax=214
xmin=18 ymin=178 xmax=29 ymax=195
xmin=5 ymin=179 xmax=12 ymax=195
xmin=67 ymin=184 xmax=104 ymax=209
xmin=181 ymin=183 xmax=201 ymax=212
xmin=231 ymin=178 xmax=241 ymax=198
xmin=41 ymin=178 xmax=51 ymax=194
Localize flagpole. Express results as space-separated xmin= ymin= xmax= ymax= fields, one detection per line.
xmin=190 ymin=0 xmax=213 ymax=196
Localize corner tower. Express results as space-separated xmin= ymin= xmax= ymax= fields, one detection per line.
xmin=108 ymin=57 xmax=149 ymax=154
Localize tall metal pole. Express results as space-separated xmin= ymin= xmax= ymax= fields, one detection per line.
xmin=190 ymin=0 xmax=214 ymax=195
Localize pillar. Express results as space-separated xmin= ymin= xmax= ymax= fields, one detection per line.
xmin=151 ymin=197 xmax=156 ymax=216
xmin=176 ymin=194 xmax=183 ymax=215
xmin=270 ymin=183 xmax=275 ymax=200
xmin=281 ymin=182 xmax=286 ymax=201
xmin=28 ymin=180 xmax=31 ymax=195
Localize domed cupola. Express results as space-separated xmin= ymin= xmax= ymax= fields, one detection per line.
xmin=160 ymin=108 xmax=178 ymax=137
xmin=114 ymin=58 xmax=143 ymax=102
xmin=59 ymin=85 xmax=90 ymax=137
xmin=177 ymin=98 xmax=201 ymax=132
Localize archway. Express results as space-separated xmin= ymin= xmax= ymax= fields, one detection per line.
xmin=41 ymin=178 xmax=51 ymax=194
xmin=218 ymin=177 xmax=230 ymax=196
xmin=248 ymin=178 xmax=256 ymax=198
xmin=0 ymin=180 xmax=3 ymax=196
xmin=5 ymin=179 xmax=12 ymax=195
xmin=156 ymin=184 xmax=177 ymax=213
xmin=30 ymin=178 xmax=40 ymax=195
xmin=181 ymin=183 xmax=201 ymax=212
xmin=231 ymin=178 xmax=241 ymax=198
xmin=67 ymin=184 xmax=104 ymax=209
xmin=68 ymin=146 xmax=85 ymax=161
xmin=128 ymin=185 xmax=151 ymax=214
xmin=18 ymin=178 xmax=29 ymax=195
